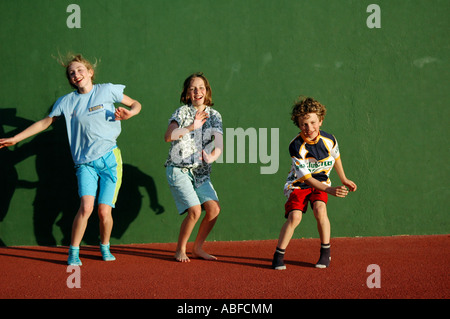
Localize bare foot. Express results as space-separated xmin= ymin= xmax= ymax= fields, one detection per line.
xmin=192 ymin=248 xmax=217 ymax=261
xmin=175 ymin=250 xmax=190 ymax=262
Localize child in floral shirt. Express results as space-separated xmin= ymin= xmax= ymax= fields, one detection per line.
xmin=164 ymin=72 xmax=223 ymax=262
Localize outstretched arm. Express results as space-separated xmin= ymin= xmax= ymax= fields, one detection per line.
xmin=0 ymin=116 xmax=56 ymax=149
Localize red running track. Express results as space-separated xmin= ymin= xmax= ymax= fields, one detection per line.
xmin=0 ymin=235 xmax=448 ymax=299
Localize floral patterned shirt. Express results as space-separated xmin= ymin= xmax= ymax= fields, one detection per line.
xmin=165 ymin=104 xmax=223 ymax=187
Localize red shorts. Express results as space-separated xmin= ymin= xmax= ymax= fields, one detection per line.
xmin=284 ymin=188 xmax=328 ymax=217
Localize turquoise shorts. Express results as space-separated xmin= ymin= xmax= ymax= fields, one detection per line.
xmin=166 ymin=165 xmax=219 ymax=214
xmin=75 ymin=148 xmax=123 ymax=207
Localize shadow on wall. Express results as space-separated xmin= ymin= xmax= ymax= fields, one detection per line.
xmin=0 ymin=108 xmax=164 ymax=247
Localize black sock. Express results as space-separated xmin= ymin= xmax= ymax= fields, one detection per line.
xmin=272 ymin=247 xmax=286 ymax=268
xmin=316 ymin=243 xmax=331 ymax=267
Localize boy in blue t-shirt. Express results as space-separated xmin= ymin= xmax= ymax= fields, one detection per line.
xmin=272 ymin=97 xmax=357 ymax=270
xmin=0 ymin=54 xmax=141 ymax=266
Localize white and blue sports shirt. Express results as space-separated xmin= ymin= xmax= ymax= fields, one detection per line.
xmin=284 ymin=130 xmax=340 ymax=197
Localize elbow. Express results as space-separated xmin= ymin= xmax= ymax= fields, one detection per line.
xmin=135 ymin=101 xmax=142 ymax=112
xmin=302 ymin=174 xmax=313 ymax=185
xmin=164 ymin=134 xmax=172 ymax=143
xmin=132 ymin=102 xmax=142 ymax=116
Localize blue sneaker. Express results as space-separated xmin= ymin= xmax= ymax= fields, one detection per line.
xmin=100 ymin=243 xmax=116 ymax=261
xmin=68 ymin=246 xmax=82 ymax=266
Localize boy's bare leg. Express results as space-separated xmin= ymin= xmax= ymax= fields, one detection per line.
xmin=272 ymin=210 xmax=302 ymax=269
xmin=313 ymin=201 xmax=331 ymax=268
xmin=192 ymin=200 xmax=220 ymax=260
xmin=175 ymin=205 xmax=202 ymax=262
xmin=276 ymin=210 xmax=302 ymax=250
xmin=313 ymin=201 xmax=330 ymax=244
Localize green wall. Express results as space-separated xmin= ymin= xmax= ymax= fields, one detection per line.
xmin=0 ymin=0 xmax=448 ymax=246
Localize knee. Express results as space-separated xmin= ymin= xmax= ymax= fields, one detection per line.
xmin=187 ymin=206 xmax=202 ymax=222
xmin=204 ymin=201 xmax=220 ymax=221
xmin=313 ymin=202 xmax=328 ymax=221
xmin=208 ymin=203 xmax=221 ymax=219
xmin=98 ymin=204 xmax=112 ymax=221
xmin=288 ymin=210 xmax=302 ymax=227
xmin=77 ymin=202 xmax=94 ymax=219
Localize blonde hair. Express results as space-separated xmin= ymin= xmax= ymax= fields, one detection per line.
xmin=54 ymin=53 xmax=98 ymax=88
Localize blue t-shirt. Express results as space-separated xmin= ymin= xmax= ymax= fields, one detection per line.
xmin=49 ymin=83 xmax=125 ymax=164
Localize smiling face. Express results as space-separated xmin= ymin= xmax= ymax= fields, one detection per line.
xmin=291 ymin=97 xmax=327 ymax=139
xmin=187 ymin=77 xmax=207 ymax=108
xmin=180 ymin=72 xmax=214 ymax=107
xmin=67 ymin=61 xmax=94 ymax=93
xmin=298 ymin=112 xmax=323 ymax=141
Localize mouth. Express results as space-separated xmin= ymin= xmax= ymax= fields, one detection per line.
xmin=303 ymin=131 xmax=316 ymax=139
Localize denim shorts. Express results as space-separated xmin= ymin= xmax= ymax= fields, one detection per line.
xmin=166 ymin=165 xmax=219 ymax=214
xmin=75 ymin=148 xmax=123 ymax=207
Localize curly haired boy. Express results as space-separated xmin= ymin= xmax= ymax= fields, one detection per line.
xmin=272 ymin=97 xmax=357 ymax=269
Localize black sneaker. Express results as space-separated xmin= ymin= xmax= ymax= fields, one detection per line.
xmin=272 ymin=251 xmax=286 ymax=270
xmin=315 ymin=247 xmax=331 ymax=268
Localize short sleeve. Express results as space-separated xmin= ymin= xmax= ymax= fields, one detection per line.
xmin=168 ymin=108 xmax=182 ymax=126
xmin=48 ymin=96 xmax=64 ymax=118
xmin=208 ymin=109 xmax=223 ymax=135
xmin=109 ymin=84 xmax=126 ymax=103
xmin=330 ymin=136 xmax=340 ymax=160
